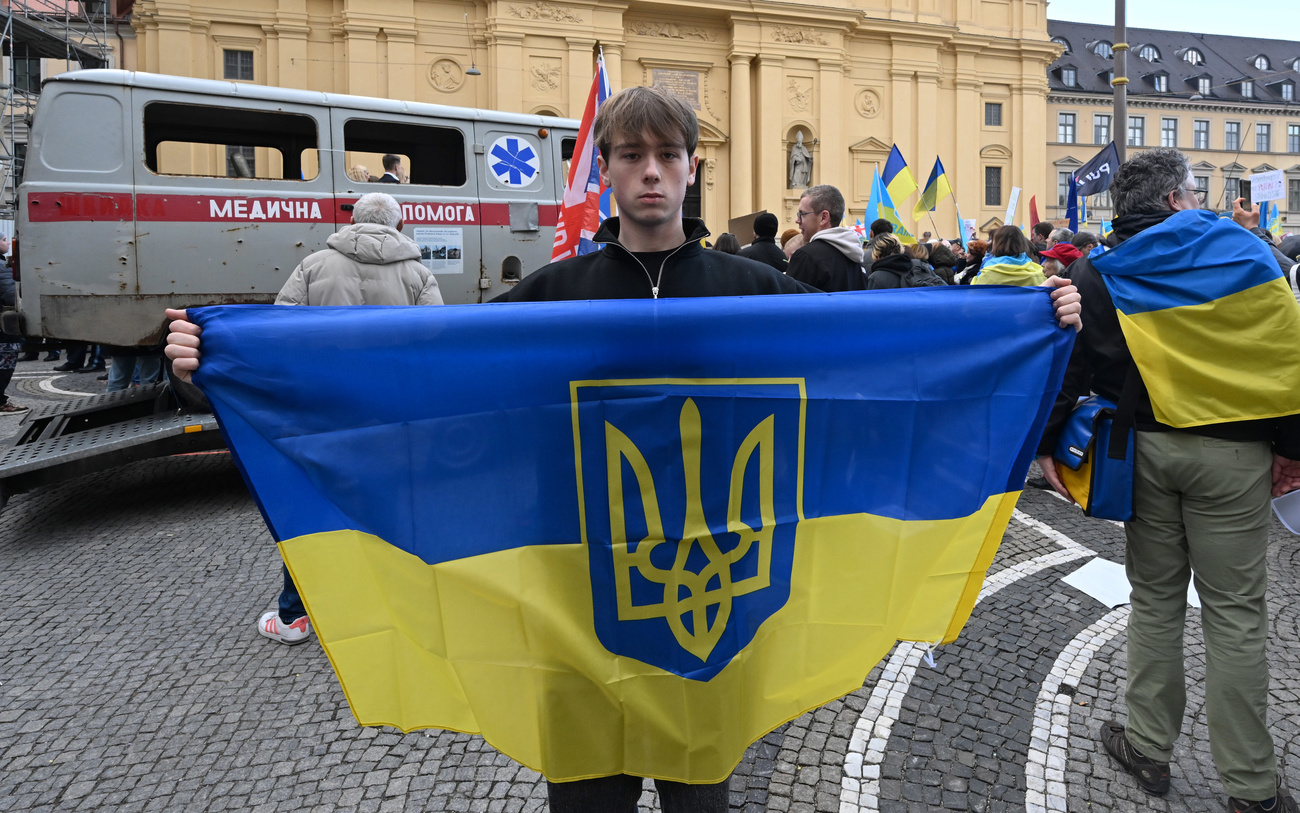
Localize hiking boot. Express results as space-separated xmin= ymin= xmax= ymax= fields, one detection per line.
xmin=256 ymin=610 xmax=312 ymax=645
xmin=1101 ymin=721 xmax=1170 ymax=795
xmin=1228 ymin=776 xmax=1300 ymax=813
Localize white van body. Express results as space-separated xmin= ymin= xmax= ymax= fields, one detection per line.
xmin=11 ymin=70 xmax=578 ymax=346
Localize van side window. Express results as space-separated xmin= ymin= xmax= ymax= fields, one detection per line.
xmin=143 ymin=102 xmax=320 ymax=181
xmin=343 ymin=119 xmax=466 ymax=186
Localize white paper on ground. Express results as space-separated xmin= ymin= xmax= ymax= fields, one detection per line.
xmin=1061 ymin=557 xmax=1200 ymax=609
xmin=1272 ymin=488 xmax=1300 ymax=534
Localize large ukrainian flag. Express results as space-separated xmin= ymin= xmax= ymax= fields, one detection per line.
xmin=190 ymin=289 xmax=1072 ymax=783
xmin=1092 ymin=208 xmax=1300 ymax=428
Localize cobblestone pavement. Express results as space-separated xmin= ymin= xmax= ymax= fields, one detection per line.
xmin=2 ymin=369 xmax=1299 ymax=812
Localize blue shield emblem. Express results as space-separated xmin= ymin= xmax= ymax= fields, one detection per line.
xmin=572 ymin=379 xmax=805 ymax=681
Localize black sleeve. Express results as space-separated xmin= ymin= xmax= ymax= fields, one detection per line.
xmin=1275 ymin=414 xmax=1300 ymax=460
xmin=785 ymin=247 xmax=828 ymax=292
xmin=1035 ymin=265 xmax=1112 ymax=457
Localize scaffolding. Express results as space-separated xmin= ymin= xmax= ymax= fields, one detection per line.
xmin=0 ymin=0 xmax=116 ymax=217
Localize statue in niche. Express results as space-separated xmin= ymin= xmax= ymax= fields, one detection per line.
xmin=788 ymin=130 xmax=813 ymax=189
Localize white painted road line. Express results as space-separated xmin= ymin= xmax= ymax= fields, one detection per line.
xmin=1024 ymin=607 xmax=1130 ymax=813
xmin=841 ymin=516 xmax=1096 ymax=811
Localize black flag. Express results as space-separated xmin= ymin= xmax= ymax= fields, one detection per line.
xmin=1074 ymin=141 xmax=1120 ymax=197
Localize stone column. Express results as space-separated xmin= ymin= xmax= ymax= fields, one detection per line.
xmin=953 ymin=45 xmax=982 ymax=220
xmin=728 ymin=52 xmax=753 ymax=216
xmin=601 ymin=42 xmax=623 ymax=92
xmin=914 ymin=69 xmax=939 ymax=232
xmin=385 ymin=27 xmax=418 ymax=102
xmin=340 ymin=23 xmax=380 ymax=97
xmin=754 ymin=54 xmax=784 ymax=216
xmin=489 ymin=30 xmax=526 ymax=113
xmin=817 ymin=57 xmax=843 ymax=202
xmin=566 ymin=37 xmax=598 ymax=116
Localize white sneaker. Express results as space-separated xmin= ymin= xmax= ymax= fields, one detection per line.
xmin=257 ymin=610 xmax=312 ymax=645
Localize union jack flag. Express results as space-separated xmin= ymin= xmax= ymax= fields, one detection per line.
xmin=552 ymin=54 xmax=613 ymax=262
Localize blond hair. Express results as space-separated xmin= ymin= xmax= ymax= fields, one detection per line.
xmin=873 ymin=233 xmax=903 ymax=261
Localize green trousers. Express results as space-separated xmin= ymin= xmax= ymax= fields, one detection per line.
xmin=1124 ymin=430 xmax=1276 ymax=801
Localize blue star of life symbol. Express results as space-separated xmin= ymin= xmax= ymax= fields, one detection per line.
xmin=489 ymin=136 xmax=539 ymax=186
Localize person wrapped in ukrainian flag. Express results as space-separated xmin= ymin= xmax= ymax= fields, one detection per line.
xmin=1035 ymin=147 xmax=1300 ymax=811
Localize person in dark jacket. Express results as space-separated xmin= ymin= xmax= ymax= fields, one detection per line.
xmin=905 ymin=241 xmax=932 ymax=280
xmin=786 ymin=184 xmax=866 ymax=292
xmin=1036 ymin=148 xmax=1300 ymax=813
xmin=737 ymin=212 xmax=788 ymax=272
xmin=928 ymin=243 xmax=958 ymax=285
xmin=377 ymin=154 xmax=405 ymax=183
xmin=0 ymin=235 xmax=26 ymax=412
xmin=866 ymin=233 xmax=911 ymax=289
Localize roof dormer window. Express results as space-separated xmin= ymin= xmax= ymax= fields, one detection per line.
xmin=1139 ymin=44 xmax=1160 ymax=62
xmin=1153 ymin=73 xmax=1168 ymax=92
xmin=1198 ymin=76 xmax=1211 ymax=95
xmin=1283 ymin=82 xmax=1295 ymax=101
xmin=1052 ymin=36 xmax=1071 ymax=53
xmin=1090 ymin=40 xmax=1113 ymax=59
xmin=1180 ymin=48 xmax=1204 ymax=66
xmin=1062 ymin=66 xmax=1077 ymax=87
xmin=1253 ymin=55 xmax=1271 ymax=71
xmin=1241 ymin=79 xmax=1254 ymax=98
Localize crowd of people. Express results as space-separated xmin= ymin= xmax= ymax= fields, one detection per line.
xmin=705 ymin=191 xmax=1299 ymax=300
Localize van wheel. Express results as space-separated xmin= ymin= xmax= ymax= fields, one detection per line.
xmin=164 ymin=358 xmax=211 ymax=414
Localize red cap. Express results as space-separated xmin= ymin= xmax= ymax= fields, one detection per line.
xmin=1039 ymin=243 xmax=1082 ymax=265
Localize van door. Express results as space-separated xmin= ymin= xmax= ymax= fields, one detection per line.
xmin=331 ymin=112 xmax=481 ymax=305
xmin=16 ymin=81 xmax=137 ymax=344
xmin=131 ymin=94 xmax=335 ymax=341
xmin=474 ymin=123 xmax=563 ymax=296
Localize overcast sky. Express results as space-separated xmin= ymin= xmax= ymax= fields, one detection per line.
xmin=1046 ymin=0 xmax=1300 ymax=41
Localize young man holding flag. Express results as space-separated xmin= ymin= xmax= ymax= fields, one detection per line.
xmin=165 ymin=87 xmax=1083 ymax=813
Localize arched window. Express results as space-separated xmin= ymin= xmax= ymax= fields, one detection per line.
xmin=1091 ymin=41 xmax=1113 ymax=59
xmin=1052 ymin=36 xmax=1071 ymax=53
xmin=1254 ymin=55 xmax=1271 ymax=71
xmin=1181 ymin=48 xmax=1204 ymax=65
xmin=1138 ymin=44 xmax=1160 ymax=62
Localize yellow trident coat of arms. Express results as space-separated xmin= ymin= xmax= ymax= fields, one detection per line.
xmin=573 ymin=379 xmax=804 ymax=680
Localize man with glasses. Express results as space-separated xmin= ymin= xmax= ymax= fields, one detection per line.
xmin=1036 ymin=148 xmax=1300 ymax=813
xmin=786 ymin=184 xmax=869 ymax=292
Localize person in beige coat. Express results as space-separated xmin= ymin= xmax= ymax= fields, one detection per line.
xmin=275 ymin=192 xmax=443 ymax=307
xmin=232 ymin=191 xmax=443 ymax=645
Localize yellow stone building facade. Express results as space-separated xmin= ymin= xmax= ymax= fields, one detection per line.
xmin=127 ymin=0 xmax=1059 ymax=236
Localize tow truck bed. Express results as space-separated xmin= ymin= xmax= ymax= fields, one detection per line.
xmin=0 ymin=383 xmax=225 ymax=511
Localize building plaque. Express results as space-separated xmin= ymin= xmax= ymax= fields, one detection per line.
xmin=652 ymin=69 xmax=701 ymax=110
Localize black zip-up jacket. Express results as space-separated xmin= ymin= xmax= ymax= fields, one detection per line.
xmin=1037 ymin=217 xmax=1300 ymax=459
xmin=737 ymin=236 xmax=788 ymax=273
xmin=495 ymin=218 xmax=815 ymax=302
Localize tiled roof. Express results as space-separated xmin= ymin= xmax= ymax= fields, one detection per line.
xmin=1047 ymin=20 xmax=1300 ymax=105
